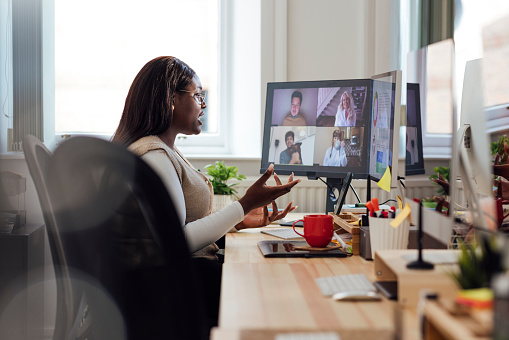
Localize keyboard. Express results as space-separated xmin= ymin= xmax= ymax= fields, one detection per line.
xmin=315 ymin=273 xmax=377 ymax=296
xmin=261 ymin=228 xmax=304 ymax=240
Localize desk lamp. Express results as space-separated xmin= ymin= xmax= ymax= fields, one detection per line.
xmin=406 ymin=201 xmax=434 ymax=270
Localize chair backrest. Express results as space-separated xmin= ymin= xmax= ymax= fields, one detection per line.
xmin=47 ymin=136 xmax=206 ymax=340
xmin=23 ymin=135 xmax=75 ymax=340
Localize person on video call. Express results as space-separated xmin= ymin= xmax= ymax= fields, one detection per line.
xmin=281 ymin=90 xmax=307 ymax=126
xmin=334 ymin=91 xmax=356 ymax=127
xmin=113 ymin=56 xmax=300 ymax=329
xmin=279 ymin=130 xmax=302 ymax=164
xmin=323 ymin=130 xmax=347 ymax=167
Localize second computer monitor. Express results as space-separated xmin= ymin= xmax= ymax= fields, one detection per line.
xmin=405 ymin=83 xmax=425 ymax=176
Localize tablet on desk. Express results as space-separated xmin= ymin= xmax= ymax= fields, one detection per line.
xmin=257 ymin=240 xmax=347 ymax=258
xmin=279 ymin=220 xmax=303 ymax=227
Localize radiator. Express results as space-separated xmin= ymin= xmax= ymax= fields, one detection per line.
xmin=234 ymin=177 xmax=456 ymax=213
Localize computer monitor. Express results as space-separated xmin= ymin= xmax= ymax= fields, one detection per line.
xmin=369 ymin=71 xmax=402 ymax=188
xmin=405 ymin=83 xmax=426 ymax=176
xmin=260 ymin=73 xmax=401 ymax=213
xmin=451 ymin=59 xmax=494 ymax=230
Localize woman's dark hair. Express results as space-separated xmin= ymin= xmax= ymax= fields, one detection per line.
xmin=112 ymin=56 xmax=196 ymax=146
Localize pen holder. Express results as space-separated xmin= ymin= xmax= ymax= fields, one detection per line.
xmin=369 ymin=216 xmax=410 ymax=259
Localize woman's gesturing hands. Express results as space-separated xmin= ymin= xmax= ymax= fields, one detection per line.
xmin=237 ymin=164 xmax=300 ymax=216
xmin=235 ymin=172 xmax=298 ymax=230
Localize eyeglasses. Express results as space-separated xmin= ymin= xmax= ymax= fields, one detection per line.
xmin=179 ymin=90 xmax=207 ymax=105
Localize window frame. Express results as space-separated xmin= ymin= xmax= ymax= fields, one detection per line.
xmin=44 ymin=0 xmax=263 ymax=157
xmin=402 ymin=0 xmax=453 ymax=160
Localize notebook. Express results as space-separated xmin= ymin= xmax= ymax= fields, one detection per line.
xmin=258 ymin=240 xmax=347 ymax=258
xmin=261 ymin=228 xmax=304 ymax=240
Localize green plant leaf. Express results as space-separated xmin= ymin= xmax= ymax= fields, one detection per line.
xmin=204 ymin=161 xmax=245 ymax=195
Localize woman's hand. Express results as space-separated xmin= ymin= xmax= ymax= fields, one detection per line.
xmin=235 ymin=200 xmax=297 ymax=230
xmin=236 ymin=172 xmax=299 ymax=229
xmin=431 ymin=172 xmax=450 ymax=195
xmin=433 ymin=195 xmax=450 ymax=215
xmin=237 ymin=164 xmax=300 ymax=215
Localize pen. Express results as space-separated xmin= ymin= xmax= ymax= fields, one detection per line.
xmin=372 ymin=198 xmax=379 ymax=211
xmin=365 ymin=201 xmax=375 ymax=217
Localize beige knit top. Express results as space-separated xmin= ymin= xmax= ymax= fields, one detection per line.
xmin=129 ymin=136 xmax=219 ymax=260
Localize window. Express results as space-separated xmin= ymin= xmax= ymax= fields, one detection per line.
xmin=454 ymin=0 xmax=509 ymax=138
xmin=455 ymin=0 xmax=509 ymax=108
xmin=54 ymin=0 xmax=220 ymax=144
xmin=402 ymin=1 xmax=455 ymax=158
xmin=402 ymin=0 xmax=509 ymax=158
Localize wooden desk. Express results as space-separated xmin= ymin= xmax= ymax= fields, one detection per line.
xmin=212 ymin=222 xmax=421 ymax=340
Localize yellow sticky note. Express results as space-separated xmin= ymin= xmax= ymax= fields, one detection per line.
xmin=376 ymin=166 xmax=391 ymax=193
xmin=396 ymin=195 xmax=403 ymax=210
xmin=390 ymin=203 xmax=411 ymax=228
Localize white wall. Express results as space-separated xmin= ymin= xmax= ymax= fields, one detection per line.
xmin=284 ymin=0 xmax=397 ymax=81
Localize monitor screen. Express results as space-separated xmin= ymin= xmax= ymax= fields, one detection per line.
xmin=260 ymin=74 xmax=401 ymax=185
xmin=261 ymin=79 xmax=372 ymax=180
xmin=405 ymin=83 xmax=425 ymax=176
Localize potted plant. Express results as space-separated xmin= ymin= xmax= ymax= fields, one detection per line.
xmin=204 ymin=161 xmax=246 ymax=212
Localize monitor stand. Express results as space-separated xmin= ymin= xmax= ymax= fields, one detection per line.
xmin=361 ymin=175 xmax=372 ymax=226
xmin=406 ymin=201 xmax=434 ymax=270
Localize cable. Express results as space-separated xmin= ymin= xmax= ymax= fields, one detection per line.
xmin=349 ymin=183 xmax=361 ymax=203
xmin=381 ymin=199 xmax=397 ymax=205
xmin=397 ymin=176 xmax=406 ymax=189
xmin=318 ymin=177 xmax=337 ymax=201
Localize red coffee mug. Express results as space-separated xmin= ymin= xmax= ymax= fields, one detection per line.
xmin=293 ymin=214 xmax=334 ymax=248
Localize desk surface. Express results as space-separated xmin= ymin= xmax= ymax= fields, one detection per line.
xmin=213 ymin=214 xmax=421 ymax=340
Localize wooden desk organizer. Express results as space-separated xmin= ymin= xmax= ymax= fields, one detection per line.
xmin=374 ymin=249 xmax=459 ymax=308
xmin=423 ymin=299 xmax=492 ymax=339
xmin=329 ymin=212 xmax=361 ymax=255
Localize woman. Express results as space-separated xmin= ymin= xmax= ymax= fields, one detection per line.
xmin=112 ymin=56 xmax=299 ymax=327
xmin=334 ymin=91 xmax=356 ymax=127
xmin=323 ymin=130 xmax=347 ymax=167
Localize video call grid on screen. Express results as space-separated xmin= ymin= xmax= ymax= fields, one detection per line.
xmin=260 ymin=78 xmax=397 ymax=181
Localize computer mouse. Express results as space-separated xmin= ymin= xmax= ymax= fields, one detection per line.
xmin=332 ymin=290 xmax=382 ymax=301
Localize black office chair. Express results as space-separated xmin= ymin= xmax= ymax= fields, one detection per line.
xmin=24 ymin=135 xmax=85 ymax=340
xmin=26 ymin=135 xmax=207 ymax=340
